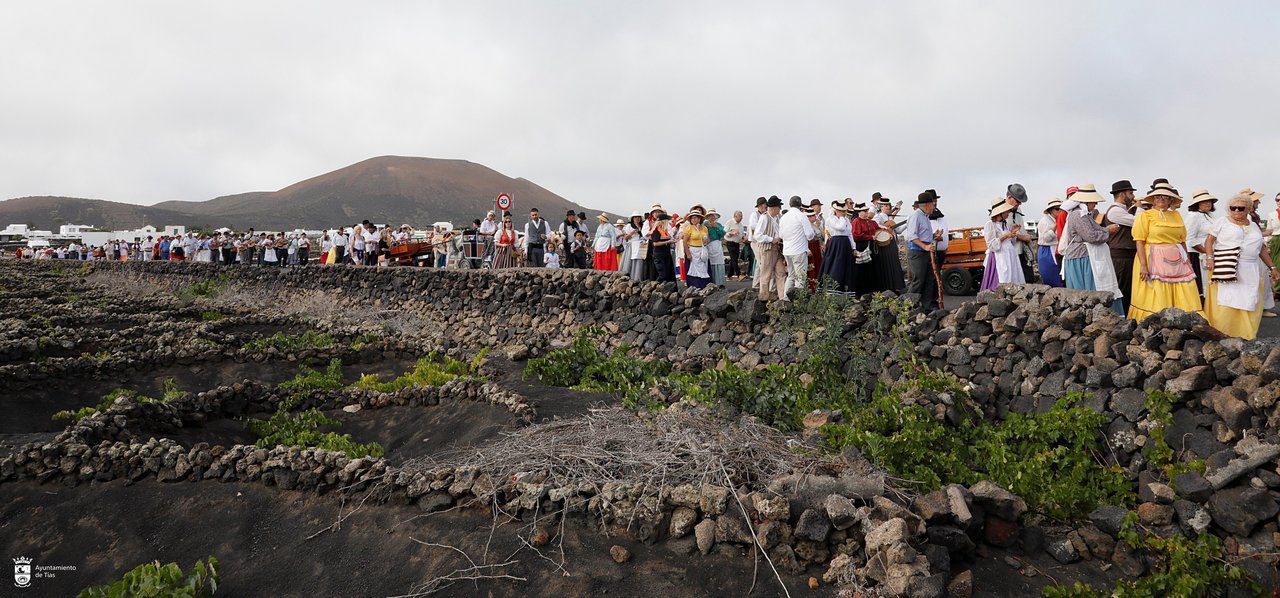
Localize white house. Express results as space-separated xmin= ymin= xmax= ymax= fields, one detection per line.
xmin=59 ymin=224 xmax=97 ymax=236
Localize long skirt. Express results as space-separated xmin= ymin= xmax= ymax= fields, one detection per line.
xmin=807 ymin=239 xmax=822 ymax=292
xmin=626 ymin=258 xmax=645 ymax=279
xmin=1206 ymin=261 xmax=1265 ymax=340
xmin=1037 ymin=245 xmax=1064 ymax=288
xmin=593 ymin=248 xmax=619 ymax=271
xmin=492 ymin=246 xmax=517 ymax=269
xmin=853 ymin=240 xmax=876 ymax=295
xmin=1064 ymin=257 xmax=1124 ymax=314
xmin=653 ymin=249 xmax=676 ymax=282
xmin=980 ymin=253 xmax=1000 ymax=291
xmin=872 ymin=241 xmax=906 ymax=292
xmin=818 ymin=236 xmax=857 ymax=293
xmin=686 ymin=246 xmax=712 ymax=289
xmin=1127 ymin=247 xmax=1203 ymax=321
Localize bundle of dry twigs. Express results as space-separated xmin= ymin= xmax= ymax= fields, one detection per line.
xmin=409 ymin=405 xmax=827 ymax=496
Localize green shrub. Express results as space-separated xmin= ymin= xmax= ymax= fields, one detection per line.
xmin=242 ymin=330 xmax=336 ymax=352
xmin=279 ymin=359 xmax=345 ymax=393
xmin=78 ymin=556 xmax=218 ymax=598
xmin=353 ymin=351 xmax=483 ymax=393
xmin=822 ymin=391 xmax=1133 ymax=520
xmin=200 ymin=310 xmax=225 ymax=321
xmin=53 ymin=388 xmax=156 ymax=423
xmin=178 ymin=274 xmax=232 ymax=301
xmin=524 ymin=327 xmax=609 ymax=386
xmin=246 ymin=404 xmax=383 ymax=459
xmin=1043 ymin=513 xmax=1260 ymax=597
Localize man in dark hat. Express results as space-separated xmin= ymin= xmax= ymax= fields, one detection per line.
xmin=1103 ymin=180 xmax=1138 ymax=311
xmin=557 ymin=210 xmax=588 ymax=267
xmin=925 ymin=189 xmax=948 ymax=283
xmin=1005 ymin=183 xmax=1035 ymax=282
xmin=905 ymin=192 xmax=940 ymax=309
xmin=752 ymin=196 xmax=787 ymax=301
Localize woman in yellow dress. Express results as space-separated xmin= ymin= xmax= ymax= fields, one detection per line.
xmin=1204 ymin=194 xmax=1280 ymax=339
xmin=1129 ymin=185 xmax=1204 ymax=320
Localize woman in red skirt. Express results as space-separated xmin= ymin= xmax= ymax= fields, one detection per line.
xmin=592 ymin=212 xmax=620 ymax=271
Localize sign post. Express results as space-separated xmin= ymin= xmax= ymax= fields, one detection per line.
xmin=495 ymin=193 xmax=513 ymax=213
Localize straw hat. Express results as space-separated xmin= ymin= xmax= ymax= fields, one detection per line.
xmin=831 ymin=199 xmax=848 ymax=211
xmin=990 ymin=196 xmax=1008 ymax=211
xmin=597 ymin=212 xmax=609 ymax=222
xmin=1188 ymin=190 xmax=1218 ymax=209
xmin=1144 ymin=184 xmax=1182 ymax=201
xmin=650 ymin=204 xmax=665 ymax=214
xmin=1072 ymin=183 xmax=1104 ymax=204
xmin=1238 ymin=187 xmax=1264 ymax=201
xmin=686 ymin=208 xmax=705 ymax=219
xmin=991 ymin=202 xmax=1015 ymax=218
xmin=629 ymin=211 xmax=642 ymax=219
xmin=851 ymin=201 xmax=869 ymax=212
xmin=706 ymin=208 xmax=720 ymax=218
xmin=614 ymin=218 xmax=625 ymax=226
xmin=1043 ymin=198 xmax=1063 ymax=213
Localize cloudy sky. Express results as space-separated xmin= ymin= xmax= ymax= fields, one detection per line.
xmin=3 ymin=1 xmax=1278 ymax=224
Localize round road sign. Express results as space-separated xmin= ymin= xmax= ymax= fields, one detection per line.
xmin=496 ymin=193 xmax=512 ymax=211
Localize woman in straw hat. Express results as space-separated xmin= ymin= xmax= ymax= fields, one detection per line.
xmin=680 ymin=208 xmax=713 ymax=289
xmin=649 ymin=213 xmax=677 ymax=282
xmin=850 ymin=201 xmax=880 ymax=295
xmin=621 ymin=212 xmax=646 ymax=279
xmin=705 ymin=209 xmax=727 ymax=285
xmin=592 ymin=212 xmax=620 ymax=271
xmin=981 ymin=199 xmax=1027 ymax=290
xmin=1129 ymin=185 xmax=1203 ymax=320
xmin=818 ymin=199 xmax=857 ymax=294
xmin=870 ymin=195 xmax=907 ymax=293
xmin=1203 ymin=194 xmax=1280 ymax=339
xmin=1037 ymin=198 xmax=1065 ymax=288
xmin=1057 ymin=187 xmax=1124 ymax=314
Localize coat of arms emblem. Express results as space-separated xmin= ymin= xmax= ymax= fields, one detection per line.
xmin=13 ymin=556 xmax=32 ymax=588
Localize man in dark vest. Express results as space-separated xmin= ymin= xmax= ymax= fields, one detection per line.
xmin=524 ymin=208 xmax=549 ymax=267
xmin=1103 ymin=180 xmax=1138 ymax=311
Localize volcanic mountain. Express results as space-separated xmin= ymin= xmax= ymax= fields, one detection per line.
xmin=0 ymin=156 xmax=593 ymax=231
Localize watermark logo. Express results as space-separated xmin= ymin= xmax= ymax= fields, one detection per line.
xmin=13 ymin=557 xmax=32 ymax=588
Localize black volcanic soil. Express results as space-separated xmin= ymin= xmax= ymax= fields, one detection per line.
xmin=0 ymin=479 xmax=805 ymax=598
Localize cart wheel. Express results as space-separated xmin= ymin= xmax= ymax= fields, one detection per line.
xmin=942 ymin=267 xmax=973 ymax=296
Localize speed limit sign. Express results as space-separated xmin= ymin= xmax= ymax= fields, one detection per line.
xmin=495 ymin=193 xmax=513 ymax=211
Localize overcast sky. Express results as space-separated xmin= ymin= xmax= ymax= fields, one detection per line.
xmin=2 ymin=1 xmax=1278 ymax=225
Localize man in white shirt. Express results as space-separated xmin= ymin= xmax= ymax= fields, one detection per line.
xmin=745 ymin=197 xmax=767 ymax=281
xmin=751 ymin=196 xmax=786 ymax=302
xmin=333 ymin=228 xmax=349 ymax=264
xmin=779 ymin=197 xmax=816 ymax=299
xmin=724 ymin=211 xmax=744 ymax=280
xmin=361 ymin=222 xmax=381 ymax=266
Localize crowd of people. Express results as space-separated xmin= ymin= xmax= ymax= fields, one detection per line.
xmin=1005 ymin=180 xmax=1279 ymax=340
xmin=8 ymin=183 xmax=1279 ymax=339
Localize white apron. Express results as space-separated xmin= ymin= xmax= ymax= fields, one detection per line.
xmin=687 ymin=245 xmax=711 ymax=278
xmin=707 ymin=239 xmax=725 ymax=265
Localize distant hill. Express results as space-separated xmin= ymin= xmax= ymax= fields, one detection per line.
xmin=0 ymin=156 xmax=593 ymax=231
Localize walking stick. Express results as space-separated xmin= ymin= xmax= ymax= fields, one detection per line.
xmin=928 ymin=248 xmax=945 ymax=310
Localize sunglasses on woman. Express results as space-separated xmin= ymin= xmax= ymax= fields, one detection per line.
xmin=1230 ymin=206 xmax=1249 ymax=212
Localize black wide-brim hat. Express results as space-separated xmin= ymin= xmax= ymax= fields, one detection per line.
xmin=1111 ymin=180 xmax=1136 ymax=195
xmin=766 ymin=195 xmax=783 ymax=208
